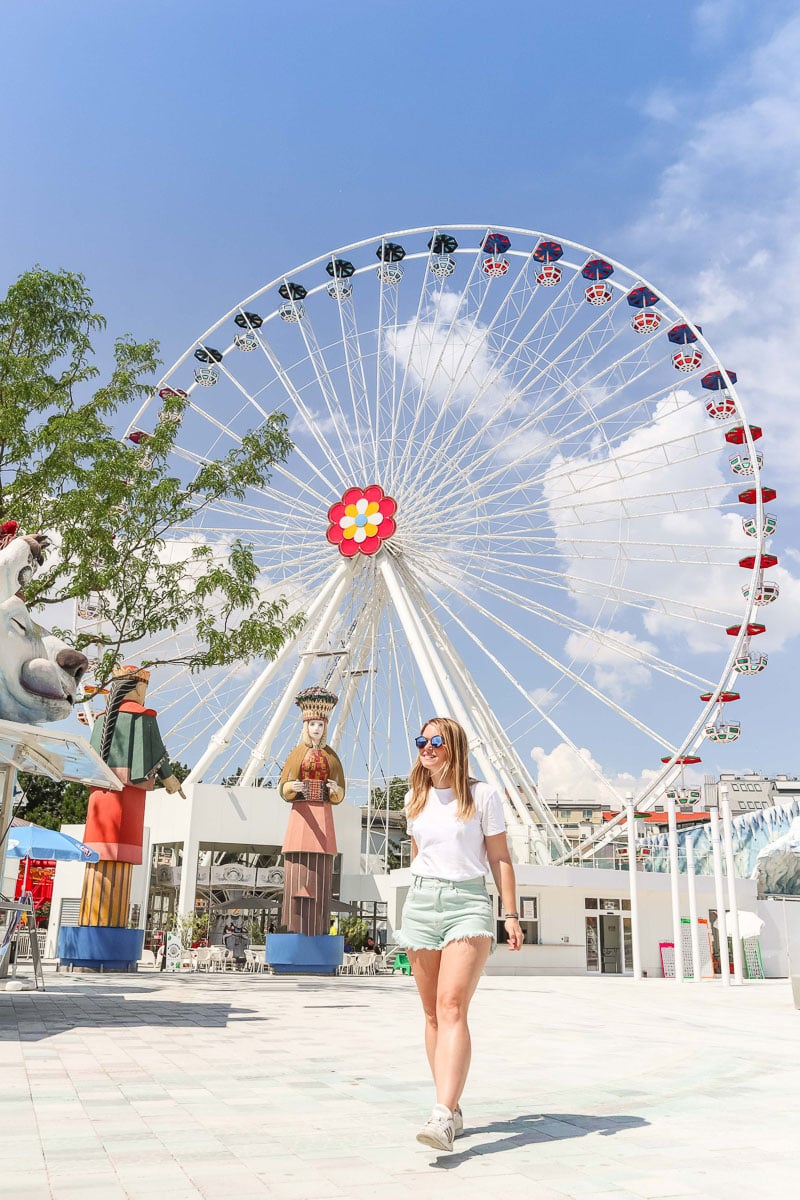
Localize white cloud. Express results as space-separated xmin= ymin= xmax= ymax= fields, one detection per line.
xmin=625 ymin=11 xmax=800 ymax=507
xmin=531 ymin=742 xmax=661 ymax=805
xmin=564 ymin=629 xmax=657 ymax=703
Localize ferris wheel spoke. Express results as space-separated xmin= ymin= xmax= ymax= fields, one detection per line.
xmin=458 ymin=564 xmax=717 ymax=687
xmin=392 ymin=241 xmax=542 ymax=480
xmin=426 ymin=583 xmax=649 ymax=802
xmin=426 ymin=572 xmax=675 ymax=751
xmin=438 ymin=381 xmax=710 ymax=504
xmin=426 ymin=274 xmax=629 ymax=481
xmin=392 ymin=237 xmax=494 ymax=487
xmin=272 ymin=311 xmax=364 ymax=481
xmin=468 ymin=550 xmax=738 ymax=626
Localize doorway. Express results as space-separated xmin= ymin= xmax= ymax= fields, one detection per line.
xmin=585 ymin=897 xmax=632 ymax=974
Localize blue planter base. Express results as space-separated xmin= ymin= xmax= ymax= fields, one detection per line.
xmin=58 ymin=927 xmax=145 ymax=972
xmin=266 ymin=933 xmax=343 ymax=975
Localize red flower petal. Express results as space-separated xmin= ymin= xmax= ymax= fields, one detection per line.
xmin=377 ymin=497 xmax=396 ymax=517
xmin=378 ymin=517 xmax=396 ymax=539
xmin=342 ymin=487 xmax=365 ymax=507
xmin=326 ymin=524 xmax=344 ymax=545
xmin=339 ymin=538 xmax=360 ymax=557
xmin=327 ymin=501 xmax=346 ymax=523
xmin=363 ymin=484 xmax=384 ymax=504
xmin=359 ymin=535 xmax=381 ymax=555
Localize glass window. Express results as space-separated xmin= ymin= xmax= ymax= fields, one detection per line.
xmin=621 ymin=898 xmax=631 ymax=911
xmin=600 ymin=898 xmax=619 ymax=911
xmin=623 ymin=917 xmax=633 ymax=971
xmin=585 ymin=897 xmax=598 ymax=909
xmin=585 ymin=915 xmax=599 ymax=971
xmin=497 ymin=895 xmax=538 ymax=945
xmin=582 ymin=809 xmax=594 ymax=820
xmin=732 ymin=783 xmax=740 ymax=791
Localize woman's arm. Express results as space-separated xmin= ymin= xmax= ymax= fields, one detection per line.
xmin=409 ymin=836 xmax=418 ymax=863
xmin=485 ymin=831 xmax=524 ymax=951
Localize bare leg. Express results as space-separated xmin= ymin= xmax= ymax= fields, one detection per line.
xmin=433 ymin=937 xmax=491 ymax=1112
xmin=408 ymin=949 xmax=442 ymax=1086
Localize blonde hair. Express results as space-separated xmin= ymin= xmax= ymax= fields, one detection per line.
xmin=406 ymin=716 xmax=475 ymax=822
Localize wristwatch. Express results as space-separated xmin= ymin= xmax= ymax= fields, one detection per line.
xmin=503 ymin=912 xmax=520 ymax=920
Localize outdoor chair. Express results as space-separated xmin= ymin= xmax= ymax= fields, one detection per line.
xmin=390 ymin=950 xmax=411 ymax=975
xmin=355 ymin=952 xmax=377 ymax=975
xmin=193 ymin=947 xmax=212 ymax=972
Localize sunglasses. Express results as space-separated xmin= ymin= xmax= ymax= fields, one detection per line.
xmin=415 ymin=735 xmax=444 ymax=750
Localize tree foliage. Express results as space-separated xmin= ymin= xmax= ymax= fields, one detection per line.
xmin=0 ymin=267 xmax=304 ymax=684
xmin=370 ymin=775 xmax=409 ymax=812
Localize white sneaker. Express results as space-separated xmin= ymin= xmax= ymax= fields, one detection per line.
xmin=454 ymin=1104 xmax=464 ymax=1137
xmin=416 ymin=1103 xmax=454 ymax=1152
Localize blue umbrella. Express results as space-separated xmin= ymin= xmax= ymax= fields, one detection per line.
xmin=5 ymin=824 xmax=98 ymax=901
xmin=6 ymin=824 xmax=99 ymax=863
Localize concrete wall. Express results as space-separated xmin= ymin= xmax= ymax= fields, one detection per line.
xmin=754 ymin=897 xmax=800 ymax=977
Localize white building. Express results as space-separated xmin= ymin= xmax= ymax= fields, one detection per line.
xmin=43 ymin=780 xmax=800 ymax=979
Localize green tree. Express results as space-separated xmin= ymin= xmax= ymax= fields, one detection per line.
xmin=15 ymin=773 xmax=90 ymax=830
xmin=0 ymin=267 xmax=304 ymax=685
xmin=370 ymin=775 xmax=408 ymax=812
xmin=339 ymin=915 xmax=369 ymax=951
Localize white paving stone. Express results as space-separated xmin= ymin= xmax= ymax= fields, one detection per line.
xmin=0 ymin=969 xmax=796 ymax=1198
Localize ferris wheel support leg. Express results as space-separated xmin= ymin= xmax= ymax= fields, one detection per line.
xmin=380 ymin=555 xmax=548 ymax=864
xmin=401 ymin=570 xmax=562 ymax=860
xmin=239 ymin=567 xmax=353 ymax=786
xmin=184 ymin=563 xmax=350 ymax=786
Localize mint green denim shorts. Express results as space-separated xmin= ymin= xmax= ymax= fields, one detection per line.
xmin=395 ymin=875 xmax=495 ymax=952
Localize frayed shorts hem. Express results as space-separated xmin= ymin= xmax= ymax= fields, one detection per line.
xmin=395 ymin=875 xmax=496 ymax=954
xmin=396 ymin=929 xmax=495 ymax=955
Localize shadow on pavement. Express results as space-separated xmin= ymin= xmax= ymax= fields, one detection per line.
xmin=433 ymin=1111 xmax=649 ymax=1167
xmin=0 ymin=992 xmax=264 ymax=1040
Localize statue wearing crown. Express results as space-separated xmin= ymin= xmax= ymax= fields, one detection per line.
xmin=278 ymin=685 xmax=345 ymax=938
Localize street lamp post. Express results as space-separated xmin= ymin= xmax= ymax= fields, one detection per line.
xmin=685 ymin=836 xmax=702 ymax=983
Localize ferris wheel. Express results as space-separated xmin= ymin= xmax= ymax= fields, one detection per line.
xmin=120 ymin=224 xmax=775 ymax=864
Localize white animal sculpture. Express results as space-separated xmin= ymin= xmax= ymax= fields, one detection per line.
xmin=0 ymin=534 xmax=88 ymax=723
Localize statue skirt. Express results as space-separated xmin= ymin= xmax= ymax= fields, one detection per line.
xmin=282 ymin=800 xmax=337 ymax=856
xmin=83 ymin=784 xmax=146 ymax=864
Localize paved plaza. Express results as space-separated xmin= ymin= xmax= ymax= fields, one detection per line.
xmin=0 ymin=968 xmax=796 ymax=1200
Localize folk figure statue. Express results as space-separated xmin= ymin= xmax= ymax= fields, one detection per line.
xmin=278 ymin=685 xmax=345 ymax=937
xmin=79 ymin=665 xmax=185 ymax=930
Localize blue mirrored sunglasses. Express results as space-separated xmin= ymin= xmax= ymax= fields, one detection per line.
xmin=415 ymin=735 xmax=444 ymax=750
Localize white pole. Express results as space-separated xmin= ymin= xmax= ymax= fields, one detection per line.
xmin=666 ymin=793 xmax=684 ymax=982
xmin=709 ymin=795 xmax=730 ymax=988
xmin=720 ymin=786 xmax=745 ymax=985
xmin=685 ymin=836 xmax=702 ymax=983
xmin=625 ymin=793 xmax=642 ymax=980
xmin=185 ymin=562 xmax=349 ymax=784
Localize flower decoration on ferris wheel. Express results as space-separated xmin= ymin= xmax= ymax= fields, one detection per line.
xmin=326 ymin=485 xmax=397 ymax=557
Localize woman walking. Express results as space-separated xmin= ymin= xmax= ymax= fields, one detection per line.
xmin=396 ymin=716 xmax=523 ymax=1152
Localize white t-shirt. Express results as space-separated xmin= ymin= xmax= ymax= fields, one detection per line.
xmin=405 ymin=781 xmax=507 ymax=881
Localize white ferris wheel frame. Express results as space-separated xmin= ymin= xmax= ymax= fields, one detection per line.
xmin=119 ymin=224 xmax=768 ymax=863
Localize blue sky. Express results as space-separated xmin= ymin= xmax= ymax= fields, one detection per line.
xmin=3 ymin=0 xmax=799 ymax=798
